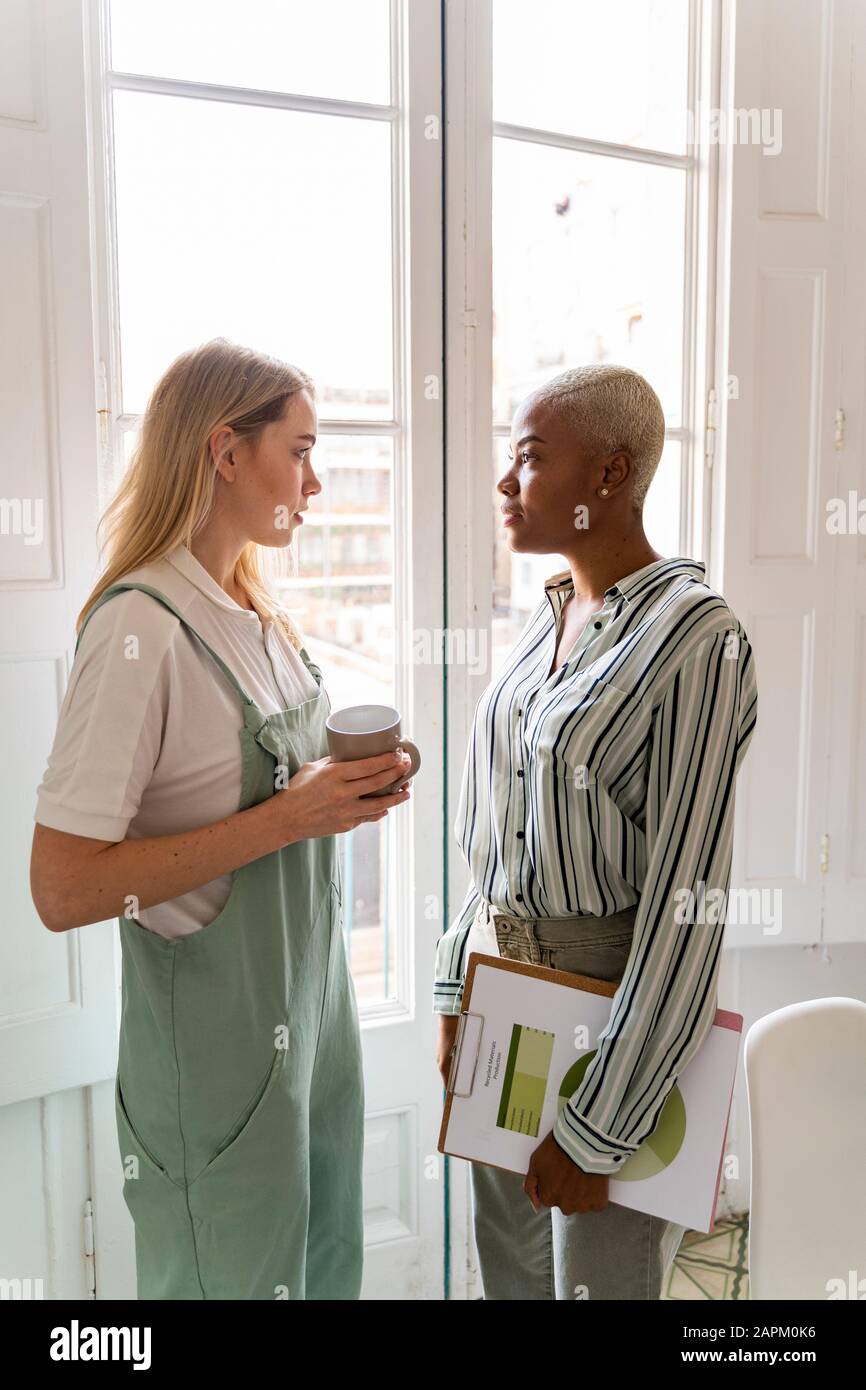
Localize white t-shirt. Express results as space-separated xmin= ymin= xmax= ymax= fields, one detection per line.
xmin=34 ymin=543 xmax=321 ymax=939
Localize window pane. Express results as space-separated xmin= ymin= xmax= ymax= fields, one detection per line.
xmin=284 ymin=435 xmax=394 ymax=679
xmin=493 ymin=0 xmax=690 ymax=155
xmin=493 ymin=136 xmax=685 ymax=428
xmin=277 ymin=434 xmax=397 ymax=1004
xmin=642 ymin=438 xmax=683 ymax=557
xmin=336 ymin=817 xmax=396 ymax=1005
xmin=109 ymin=0 xmax=390 ymax=105
xmin=112 ymin=91 xmax=393 ymax=419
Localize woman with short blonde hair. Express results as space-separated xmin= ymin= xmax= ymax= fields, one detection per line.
xmin=435 ymin=364 xmax=758 ymax=1300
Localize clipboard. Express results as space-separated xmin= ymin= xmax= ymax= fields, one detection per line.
xmin=439 ymin=952 xmax=618 ymax=1134
xmin=438 ymin=951 xmax=743 ymax=1233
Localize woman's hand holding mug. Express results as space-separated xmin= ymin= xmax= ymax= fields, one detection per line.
xmin=280 ymin=748 xmax=413 ymax=839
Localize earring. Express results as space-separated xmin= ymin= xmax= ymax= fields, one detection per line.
xmin=599 ymin=487 xmax=609 ymax=496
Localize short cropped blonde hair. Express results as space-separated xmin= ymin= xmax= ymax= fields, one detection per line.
xmin=533 ymin=364 xmax=666 ymax=510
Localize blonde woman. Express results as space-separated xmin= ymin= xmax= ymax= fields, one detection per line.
xmin=30 ymin=339 xmax=413 ymax=1300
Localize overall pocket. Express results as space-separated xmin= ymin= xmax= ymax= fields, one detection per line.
xmin=115 ymin=1074 xmax=203 ymax=1298
xmin=187 ymin=1043 xmax=289 ymax=1186
xmin=115 ymin=1075 xmax=176 ymax=1182
xmin=115 ymin=1073 xmax=184 ymax=1237
xmin=185 ymin=1045 xmax=302 ymax=1297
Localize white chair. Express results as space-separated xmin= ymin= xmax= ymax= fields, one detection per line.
xmin=745 ymin=996 xmax=866 ymax=1300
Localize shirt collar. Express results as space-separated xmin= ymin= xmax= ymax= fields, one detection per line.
xmin=166 ymin=543 xmax=269 ymax=625
xmin=543 ymin=556 xmax=707 ymax=606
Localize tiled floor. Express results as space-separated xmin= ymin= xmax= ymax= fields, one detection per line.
xmin=662 ymin=1214 xmax=750 ymax=1300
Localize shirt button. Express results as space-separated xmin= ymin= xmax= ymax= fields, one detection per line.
xmin=517 ymin=769 xmax=524 ymax=778
xmin=517 ymin=708 xmax=523 ymax=716
xmin=516 ymin=893 xmax=524 ymax=903
xmin=613 ymin=1155 xmax=623 ymax=1162
xmin=516 ymin=830 xmax=524 ymax=839
xmin=593 ymin=621 xmax=602 ymax=629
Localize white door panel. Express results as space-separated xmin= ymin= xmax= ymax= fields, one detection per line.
xmin=0 ymin=0 xmax=117 ymax=1119
xmin=0 ymin=0 xmax=119 ymax=1301
xmin=719 ymin=0 xmax=855 ymax=947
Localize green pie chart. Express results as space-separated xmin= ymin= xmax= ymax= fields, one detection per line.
xmin=557 ymin=1052 xmax=686 ymax=1181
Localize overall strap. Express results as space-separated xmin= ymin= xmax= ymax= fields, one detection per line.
xmin=76 ymin=582 xmax=258 ymax=708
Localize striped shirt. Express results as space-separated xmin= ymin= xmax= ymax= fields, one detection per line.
xmin=434 ymin=555 xmax=758 ymax=1175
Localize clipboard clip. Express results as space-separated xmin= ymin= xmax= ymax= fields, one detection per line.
xmin=446 ymin=1010 xmax=485 ymax=1097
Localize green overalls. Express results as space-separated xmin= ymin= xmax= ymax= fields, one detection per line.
xmin=76 ymin=583 xmax=365 ymax=1300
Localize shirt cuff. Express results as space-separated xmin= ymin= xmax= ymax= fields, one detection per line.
xmin=552 ymin=1105 xmax=639 ymax=1176
xmin=432 ymin=980 xmax=464 ymax=1015
xmin=34 ymin=799 xmax=129 ymax=843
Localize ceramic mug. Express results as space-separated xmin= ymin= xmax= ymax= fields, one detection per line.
xmin=326 ymin=704 xmax=421 ymax=799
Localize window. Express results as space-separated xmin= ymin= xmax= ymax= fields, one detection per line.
xmin=99 ymin=0 xmax=410 ymax=1008
xmin=490 ymin=0 xmax=694 ymax=676
xmin=88 ymin=0 xmax=720 ymax=1297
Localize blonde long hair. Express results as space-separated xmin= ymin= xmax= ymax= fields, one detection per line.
xmin=77 ymin=338 xmax=315 ymax=650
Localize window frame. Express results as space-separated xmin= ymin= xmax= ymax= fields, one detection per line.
xmin=84 ymin=0 xmax=446 ymax=1028
xmin=442 ymin=0 xmax=723 ymax=1299
xmin=485 ymin=0 xmax=721 ymax=562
